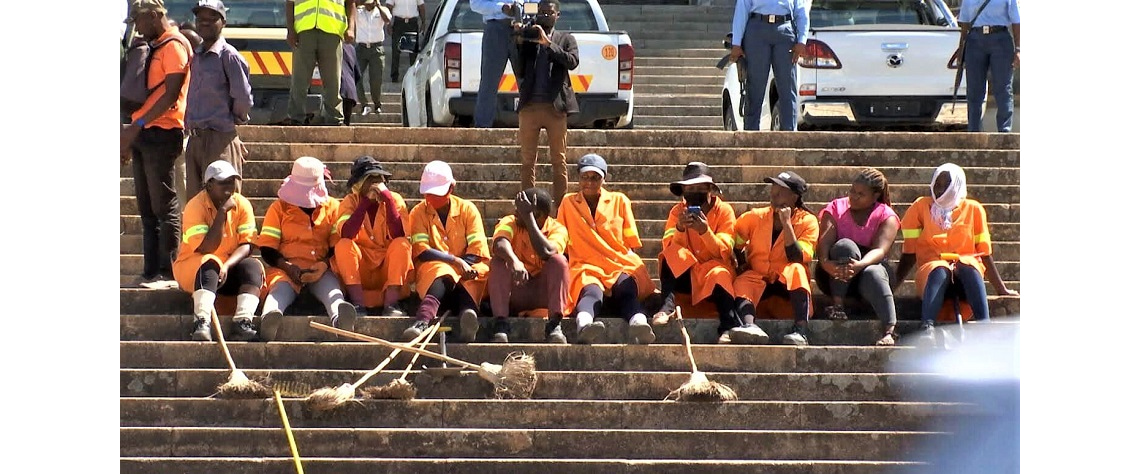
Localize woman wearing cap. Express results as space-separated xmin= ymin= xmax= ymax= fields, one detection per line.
xmin=652 ymin=162 xmax=762 ymax=345
xmin=895 ymin=163 xmax=1018 ymax=345
xmin=731 ymin=171 xmax=819 ymax=346
xmin=334 ymin=156 xmax=415 ymax=318
xmin=557 ymin=153 xmax=656 ymax=345
xmin=815 ymin=168 xmax=901 ymax=346
xmin=403 ymin=160 xmax=491 ymax=342
xmin=256 ymin=157 xmax=357 ymax=341
xmin=173 ymin=160 xmax=265 ymax=342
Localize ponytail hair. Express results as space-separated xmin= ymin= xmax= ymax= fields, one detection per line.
xmin=853 ymin=167 xmax=891 ymax=206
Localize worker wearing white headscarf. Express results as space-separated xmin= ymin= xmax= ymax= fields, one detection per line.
xmin=929 ymin=163 xmax=967 ymax=230
xmin=894 ymin=164 xmax=1018 ymax=343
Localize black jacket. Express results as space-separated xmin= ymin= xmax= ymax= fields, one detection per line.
xmin=513 ymin=28 xmax=579 ymax=114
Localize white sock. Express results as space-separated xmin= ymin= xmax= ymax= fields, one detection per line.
xmin=192 ymin=289 xmax=216 ymax=322
xmin=234 ymin=293 xmax=261 ymax=322
xmin=629 ymin=313 xmax=648 ymax=326
xmin=576 ymin=311 xmax=593 ymax=328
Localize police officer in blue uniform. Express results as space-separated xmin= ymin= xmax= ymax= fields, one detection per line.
xmin=957 ymin=0 xmax=1020 ymax=132
xmin=727 ymin=0 xmax=809 ymax=131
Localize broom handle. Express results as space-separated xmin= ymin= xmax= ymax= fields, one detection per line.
xmin=310 ymin=322 xmax=482 ymax=370
xmin=273 ymin=390 xmax=305 ymax=474
xmin=675 ymin=308 xmax=701 ymax=374
xmin=348 ymin=319 xmax=440 ymax=390
xmin=209 ymin=308 xmax=240 ymax=373
xmin=399 ymin=321 xmax=442 ymax=381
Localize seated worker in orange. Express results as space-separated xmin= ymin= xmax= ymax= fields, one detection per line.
xmin=895 ymin=163 xmax=1018 ymax=346
xmin=174 ymin=160 xmax=265 ymax=342
xmin=334 ymin=156 xmax=414 ymax=317
xmin=488 ymin=188 xmax=571 ymax=344
xmin=651 ymin=162 xmax=763 ymax=345
xmin=732 ymin=171 xmax=819 ymax=346
xmin=557 ymin=153 xmax=656 ymax=345
xmin=403 ymin=160 xmax=491 ymax=342
xmin=815 ymin=167 xmax=901 ymax=346
xmin=256 ymin=157 xmax=358 ymax=341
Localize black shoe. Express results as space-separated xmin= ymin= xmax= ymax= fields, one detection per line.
xmin=231 ymin=319 xmax=259 ymax=342
xmin=190 ymin=318 xmax=212 ymax=341
xmin=402 ymin=320 xmax=432 ymax=341
xmin=545 ymin=319 xmax=568 ymax=344
xmin=259 ymin=309 xmax=284 ymax=342
xmin=391 ymin=74 xmax=399 ymax=82
xmin=491 ymin=318 xmax=510 ymax=343
xmin=458 ymin=308 xmax=479 ymax=342
xmin=333 ymin=301 xmax=358 ymax=332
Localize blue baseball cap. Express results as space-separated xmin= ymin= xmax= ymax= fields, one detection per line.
xmin=577 ymin=153 xmax=608 ymax=177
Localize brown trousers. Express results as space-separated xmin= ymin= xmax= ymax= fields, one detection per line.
xmin=184 ymin=128 xmax=246 ymax=196
xmin=488 ymin=253 xmax=570 ymax=319
xmin=518 ymin=102 xmax=568 ymax=202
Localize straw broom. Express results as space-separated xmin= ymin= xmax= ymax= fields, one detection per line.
xmin=665 ymin=308 xmax=738 ymax=402
xmin=310 ymin=321 xmax=538 ymax=399
xmin=210 ymin=309 xmax=273 ymax=399
xmin=305 ymin=320 xmax=441 ymax=412
xmin=361 ymin=321 xmax=442 ymax=400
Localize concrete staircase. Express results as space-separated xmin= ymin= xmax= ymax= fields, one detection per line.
xmin=120 ymin=126 xmax=1020 ymax=471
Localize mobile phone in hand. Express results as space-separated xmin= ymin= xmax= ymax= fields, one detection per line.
xmin=687 ymin=205 xmax=701 ymax=215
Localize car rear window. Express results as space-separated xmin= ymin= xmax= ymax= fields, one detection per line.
xmin=163 ymin=0 xmax=288 ymax=28
xmin=811 ymin=0 xmax=953 ymax=27
xmin=449 ymin=0 xmax=599 ymax=31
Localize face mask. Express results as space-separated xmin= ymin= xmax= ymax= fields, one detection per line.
xmin=424 ymin=193 xmax=450 ymax=209
xmin=683 ymin=192 xmax=708 ymax=207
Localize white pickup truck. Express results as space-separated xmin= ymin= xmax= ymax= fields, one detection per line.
xmin=400 ymin=0 xmax=635 ymax=128
xmin=721 ymin=0 xmax=969 ymax=131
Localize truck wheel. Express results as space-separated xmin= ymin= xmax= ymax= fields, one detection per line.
xmin=401 ymin=92 xmax=410 ymax=127
xmin=769 ymin=101 xmax=782 ymax=131
xmin=425 ymin=92 xmax=436 ymax=128
xmin=722 ymin=96 xmax=737 ymax=131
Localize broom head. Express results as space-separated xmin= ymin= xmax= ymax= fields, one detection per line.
xmin=217 ymin=370 xmax=274 ymax=399
xmin=491 ymin=352 xmax=538 ymax=400
xmin=362 ymin=378 xmax=417 ymax=400
xmin=666 ymin=371 xmax=738 ymax=402
xmin=306 ymin=383 xmax=356 ymax=411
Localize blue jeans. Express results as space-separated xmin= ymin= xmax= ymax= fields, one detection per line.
xmin=964 ymin=29 xmax=1015 ymax=132
xmin=921 ymin=265 xmax=989 ymax=325
xmin=742 ymin=17 xmax=798 ymax=131
xmin=475 ymin=19 xmax=517 ymax=128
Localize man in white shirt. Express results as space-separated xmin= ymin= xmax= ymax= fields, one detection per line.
xmin=385 ymin=0 xmax=426 ymax=82
xmin=355 ymin=0 xmax=392 ymax=114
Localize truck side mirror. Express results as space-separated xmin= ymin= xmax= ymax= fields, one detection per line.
xmin=399 ymin=32 xmax=420 ymax=54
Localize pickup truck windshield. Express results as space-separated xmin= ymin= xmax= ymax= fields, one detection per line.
xmin=164 ymin=0 xmax=287 ymax=28
xmin=449 ymin=0 xmax=599 ymax=31
xmin=812 ymin=0 xmax=953 ymax=27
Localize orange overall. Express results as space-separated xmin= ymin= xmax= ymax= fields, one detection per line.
xmin=900 ymin=196 xmax=993 ymax=322
xmin=556 ymin=189 xmax=655 ymax=310
xmin=491 ymin=214 xmax=571 ymax=318
xmin=257 ymin=198 xmax=341 ymax=295
xmin=333 ymin=192 xmax=415 ymax=308
xmin=732 ymin=206 xmax=819 ymax=319
xmin=173 ymin=191 xmax=262 ymax=293
xmin=659 ymin=198 xmax=737 ymax=315
xmin=408 ymin=195 xmax=490 ymax=303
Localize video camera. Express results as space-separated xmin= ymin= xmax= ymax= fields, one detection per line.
xmin=510 ymin=1 xmax=542 ymax=43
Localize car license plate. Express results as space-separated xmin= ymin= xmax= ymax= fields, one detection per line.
xmin=868 ymin=101 xmax=919 ymax=117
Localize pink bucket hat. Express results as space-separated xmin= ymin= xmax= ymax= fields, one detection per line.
xmin=419 ymin=160 xmax=456 ymax=196
xmin=278 ymin=156 xmax=329 ymax=208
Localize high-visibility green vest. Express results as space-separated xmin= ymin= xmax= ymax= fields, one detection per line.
xmin=293 ymin=0 xmax=348 ymax=36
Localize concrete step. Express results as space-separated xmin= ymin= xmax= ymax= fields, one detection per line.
xmin=637 ymin=115 xmax=723 ymax=127
xmin=635 ymin=93 xmax=721 ymax=105
xmin=637 ymin=83 xmax=723 ymax=95
xmin=640 ymin=124 xmax=724 ymax=130
xmin=630 ymin=30 xmax=725 ymax=42
xmin=634 ymin=105 xmax=721 ymax=116
xmin=636 ymin=75 xmax=723 ymax=87
xmin=119 ymin=457 xmax=921 ymax=474
xmin=604 ymin=6 xmax=736 ymax=21
xmin=120 ymin=426 xmax=936 ymax=460
xmin=638 ymin=57 xmax=725 ymax=67
xmin=634 ymin=48 xmax=728 ymax=59
xmin=119 ymin=312 xmax=1020 ymax=345
xmin=120 ymin=179 xmax=1021 ymax=205
xmin=617 ymin=22 xmax=733 ymax=34
xmin=121 ymin=368 xmax=946 ymax=401
xmin=633 ymin=39 xmax=734 ymax=50
xmin=637 ymin=65 xmax=732 ymax=77
xmin=230 ymin=127 xmax=1020 ymax=150
xmin=119 ymin=397 xmax=966 ymax=430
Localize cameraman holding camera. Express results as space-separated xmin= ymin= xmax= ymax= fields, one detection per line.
xmin=511 ymin=0 xmax=578 ymax=206
xmin=469 ymin=0 xmax=529 ymax=127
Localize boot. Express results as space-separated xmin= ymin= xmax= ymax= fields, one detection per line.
xmin=190 ymin=289 xmax=216 ymax=341
xmin=402 ymin=320 xmax=432 ymax=341
xmin=332 ymin=301 xmax=358 ymax=332
xmin=545 ymin=316 xmax=568 ymax=344
xmin=230 ymin=293 xmax=260 ymax=342
xmin=259 ymin=308 xmax=284 ymax=342
xmin=491 ymin=318 xmax=510 ymax=343
xmin=458 ymin=308 xmax=480 ymax=342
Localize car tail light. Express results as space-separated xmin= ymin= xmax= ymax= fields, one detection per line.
xmin=445 ymin=42 xmax=461 ymax=89
xmin=799 ymin=83 xmax=816 ymax=97
xmin=797 ymin=39 xmax=841 ymax=69
xmin=618 ymin=44 xmax=634 ymax=90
